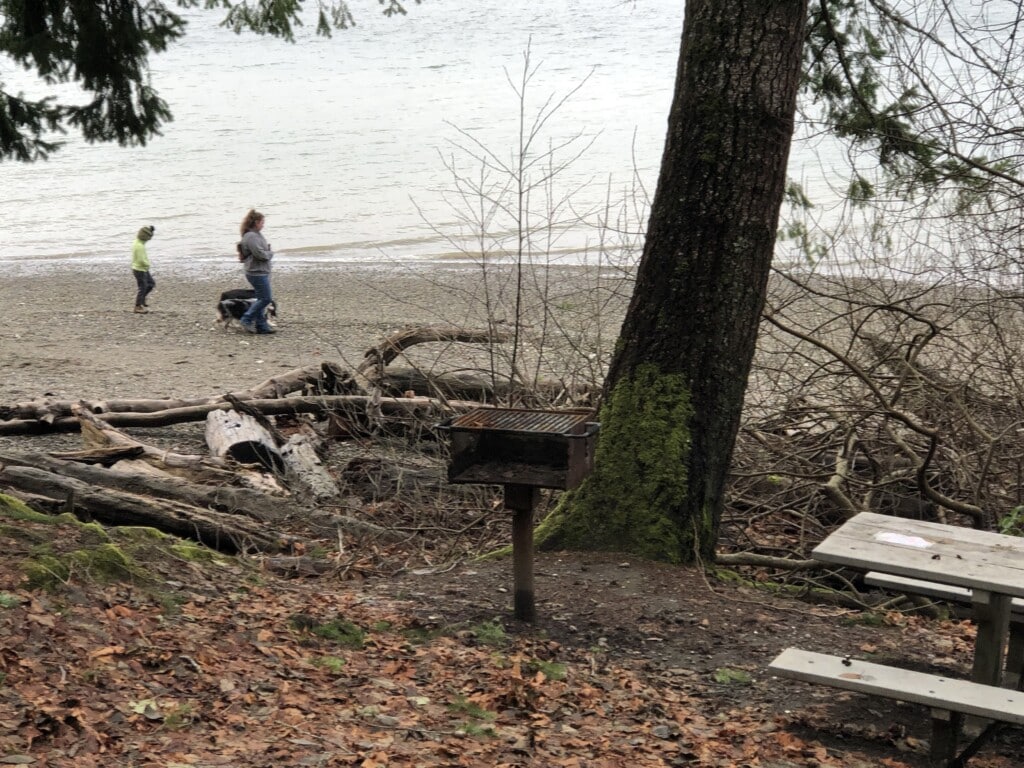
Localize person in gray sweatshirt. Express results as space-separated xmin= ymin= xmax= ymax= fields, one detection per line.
xmin=237 ymin=208 xmax=277 ymax=334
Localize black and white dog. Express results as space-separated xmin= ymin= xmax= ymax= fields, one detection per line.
xmin=215 ymin=288 xmax=278 ymax=330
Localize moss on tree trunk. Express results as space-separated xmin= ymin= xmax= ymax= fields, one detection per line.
xmin=536 ymin=365 xmax=701 ymax=563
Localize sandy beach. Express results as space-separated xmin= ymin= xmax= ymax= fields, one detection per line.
xmin=0 ymin=260 xmax=626 ymax=406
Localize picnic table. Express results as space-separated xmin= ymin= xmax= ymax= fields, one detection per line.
xmin=769 ymin=511 xmax=1024 ymax=765
xmin=812 ymin=511 xmax=1024 ymax=686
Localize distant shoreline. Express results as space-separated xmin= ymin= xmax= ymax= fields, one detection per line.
xmin=0 ymin=253 xmax=618 ymax=279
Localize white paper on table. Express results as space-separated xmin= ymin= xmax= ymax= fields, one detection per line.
xmin=875 ymin=532 xmax=933 ymax=548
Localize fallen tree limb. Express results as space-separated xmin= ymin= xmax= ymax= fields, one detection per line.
xmin=76 ymin=407 xmax=232 ymax=477
xmin=0 ymin=451 xmax=297 ymax=524
xmin=377 ymin=366 xmax=592 ymax=404
xmin=0 ymin=465 xmax=293 ymax=553
xmin=1 ymin=327 xmax=512 ymax=435
xmin=0 ymin=362 xmax=337 ymax=424
xmin=715 ymin=552 xmax=820 ymax=570
xmin=51 ymin=446 xmax=145 ymax=465
xmin=357 ymin=325 xmax=513 ymax=375
xmin=1 ymin=452 xmax=406 ymax=542
xmin=0 ymin=396 xmax=484 ymax=435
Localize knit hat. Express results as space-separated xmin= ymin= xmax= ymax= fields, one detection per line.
xmin=137 ymin=225 xmax=155 ymax=242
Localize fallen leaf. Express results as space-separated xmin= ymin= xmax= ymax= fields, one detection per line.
xmin=89 ymin=645 xmax=125 ymax=659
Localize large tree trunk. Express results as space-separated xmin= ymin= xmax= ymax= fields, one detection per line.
xmin=538 ymin=0 xmax=808 ymax=562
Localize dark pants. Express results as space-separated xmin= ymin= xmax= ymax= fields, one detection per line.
xmin=241 ymin=273 xmax=273 ymax=331
xmin=133 ymin=269 xmax=155 ymax=306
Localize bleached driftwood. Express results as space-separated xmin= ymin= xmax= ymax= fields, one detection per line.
xmin=0 ymin=363 xmax=336 ymax=424
xmin=74 ymin=407 xmax=244 ymax=486
xmin=205 ymin=409 xmax=285 ymax=473
xmin=0 ymin=326 xmax=514 ymax=436
xmin=0 ymin=395 xmax=482 ymax=435
xmin=280 ymin=428 xmax=339 ymax=502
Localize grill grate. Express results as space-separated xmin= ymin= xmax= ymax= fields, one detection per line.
xmin=450 ymin=407 xmax=591 ymax=435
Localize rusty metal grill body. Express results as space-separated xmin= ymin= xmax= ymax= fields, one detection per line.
xmin=437 ymin=407 xmax=600 ymax=622
xmin=440 ymin=407 xmax=598 ymax=490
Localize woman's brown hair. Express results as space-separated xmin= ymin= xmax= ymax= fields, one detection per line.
xmin=240 ymin=209 xmax=264 ymax=237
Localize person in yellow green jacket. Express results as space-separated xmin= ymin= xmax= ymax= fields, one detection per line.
xmin=131 ymin=225 xmax=156 ymax=314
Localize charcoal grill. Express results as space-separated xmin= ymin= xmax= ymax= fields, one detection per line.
xmin=437 ymin=407 xmax=600 ymax=621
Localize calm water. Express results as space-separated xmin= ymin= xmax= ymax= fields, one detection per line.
xmin=1 ymin=0 xmax=850 ymax=274
xmin=1 ymin=0 xmax=678 ymax=272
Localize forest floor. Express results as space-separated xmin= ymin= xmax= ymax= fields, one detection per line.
xmin=2 ymin=448 xmax=1023 ymax=768
xmin=2 ymin=265 xmax=1023 ymax=766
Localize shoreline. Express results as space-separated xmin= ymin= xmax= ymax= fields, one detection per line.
xmin=1 ymin=261 xmax=624 ymax=405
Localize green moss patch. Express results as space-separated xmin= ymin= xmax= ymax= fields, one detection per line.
xmin=289 ymin=614 xmax=366 ymax=648
xmin=536 ymin=364 xmax=695 ymax=562
xmin=22 ymin=543 xmax=151 ymax=590
xmin=170 ymin=542 xmax=229 ymax=563
xmin=0 ymin=493 xmax=57 ymax=524
xmin=2 ymin=501 xmax=241 ymax=598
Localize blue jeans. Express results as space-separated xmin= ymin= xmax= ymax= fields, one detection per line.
xmin=241 ymin=273 xmax=273 ymax=331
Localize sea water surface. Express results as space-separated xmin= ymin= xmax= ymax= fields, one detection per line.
xmin=1 ymin=0 xmax=860 ymax=275
xmin=1 ymin=0 xmax=675 ymax=273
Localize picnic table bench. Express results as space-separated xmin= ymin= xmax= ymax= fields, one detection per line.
xmin=769 ymin=648 xmax=1024 ymax=765
xmin=767 ymin=512 xmax=1024 ymax=765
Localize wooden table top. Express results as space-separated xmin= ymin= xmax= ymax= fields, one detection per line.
xmin=812 ymin=512 xmax=1024 ymax=598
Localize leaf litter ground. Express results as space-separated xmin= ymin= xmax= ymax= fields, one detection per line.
xmin=1 ymin=431 xmax=1023 ymax=767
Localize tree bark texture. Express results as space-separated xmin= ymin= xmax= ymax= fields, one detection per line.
xmin=280 ymin=431 xmax=340 ymax=502
xmin=540 ymin=0 xmax=809 ymax=562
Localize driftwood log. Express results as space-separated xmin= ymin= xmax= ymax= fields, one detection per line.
xmin=0 ymin=395 xmax=486 ymax=436
xmin=204 ymin=408 xmax=340 ymax=501
xmin=220 ymin=394 xmax=341 ymax=500
xmin=376 ymin=367 xmax=591 ymax=404
xmin=0 ymin=363 xmax=330 ymax=423
xmin=0 ymin=326 xmax=518 ymax=435
xmin=206 ymin=409 xmax=285 ymax=472
xmin=280 ymin=430 xmax=340 ymax=502
xmin=0 ymin=449 xmax=403 ymax=544
xmin=0 ymin=451 xmax=295 ymax=524
xmin=0 ymin=464 xmax=292 ymax=553
xmin=75 ymin=407 xmax=243 ymax=482
xmin=357 ymin=325 xmax=512 ymax=373
xmin=0 ymin=325 xmax=521 ymax=554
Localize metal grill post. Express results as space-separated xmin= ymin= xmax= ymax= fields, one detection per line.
xmin=505 ymin=484 xmax=540 ymax=622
